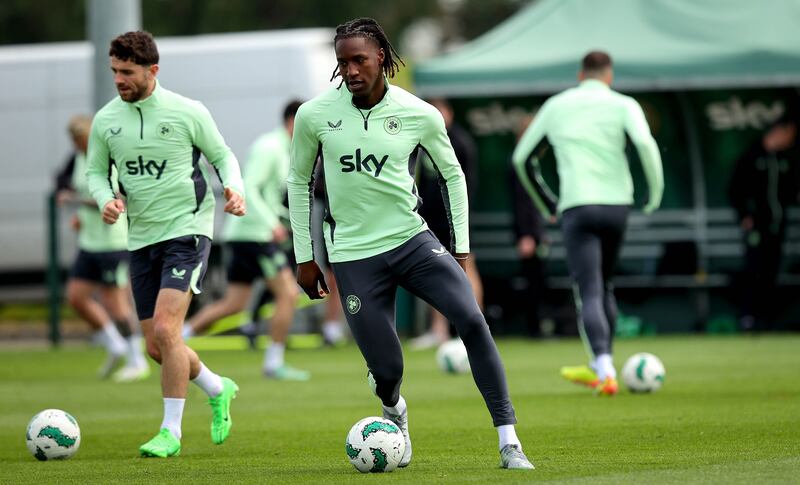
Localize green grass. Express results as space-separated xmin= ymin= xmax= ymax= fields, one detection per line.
xmin=1 ymin=335 xmax=798 ymax=484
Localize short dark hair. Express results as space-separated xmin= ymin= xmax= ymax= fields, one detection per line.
xmin=109 ymin=31 xmax=159 ymax=66
xmin=331 ymin=18 xmax=404 ymax=83
xmin=283 ymin=99 xmax=304 ymax=122
xmin=582 ymin=50 xmax=612 ymax=73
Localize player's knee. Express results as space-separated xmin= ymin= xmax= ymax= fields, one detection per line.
xmin=152 ymin=319 xmax=179 ymax=348
xmin=455 ymin=309 xmax=487 ymax=341
xmin=146 ymin=341 xmax=162 ymax=363
xmin=65 ymin=285 xmax=83 ymax=309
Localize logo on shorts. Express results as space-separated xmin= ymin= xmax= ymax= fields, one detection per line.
xmin=346 ymin=295 xmax=361 ymax=315
xmin=384 ymin=116 xmax=402 ymax=135
xmin=171 ymin=267 xmax=187 ymax=280
xmin=431 ymin=246 xmax=447 ymax=256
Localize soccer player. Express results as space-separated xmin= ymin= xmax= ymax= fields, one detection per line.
xmin=183 ymin=100 xmax=310 ymax=381
xmin=288 ymin=18 xmax=534 ymax=470
xmin=55 ymin=114 xmax=149 ymax=382
xmin=512 ymin=51 xmax=664 ymax=396
xmin=86 ymin=31 xmax=245 ymax=457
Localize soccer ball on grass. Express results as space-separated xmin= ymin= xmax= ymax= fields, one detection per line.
xmin=436 ymin=338 xmax=471 ymax=374
xmin=345 ymin=417 xmax=405 ymax=473
xmin=26 ymin=409 xmax=81 ymax=461
xmin=622 ymin=352 xmax=665 ymax=393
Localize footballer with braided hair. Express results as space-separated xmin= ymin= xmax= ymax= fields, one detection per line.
xmin=287 ymin=17 xmax=534 ymax=470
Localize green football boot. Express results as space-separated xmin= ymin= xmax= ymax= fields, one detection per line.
xmin=139 ymin=428 xmax=181 ymax=458
xmin=208 ymin=377 xmax=239 ymax=444
xmin=560 ymin=365 xmax=600 ymax=388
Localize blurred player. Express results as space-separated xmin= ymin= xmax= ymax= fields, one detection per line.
xmin=183 ymin=100 xmax=310 ymax=381
xmin=288 ymin=17 xmax=533 ymax=469
xmin=728 ymin=110 xmax=799 ymax=331
xmin=87 ymin=31 xmax=244 ymax=457
xmin=513 ymin=51 xmax=664 ymax=396
xmin=55 ymin=114 xmax=149 ymax=382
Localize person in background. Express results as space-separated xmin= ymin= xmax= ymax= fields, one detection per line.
xmin=513 ymin=51 xmax=663 ymax=396
xmin=728 ymin=109 xmax=800 ymax=331
xmin=184 ymin=100 xmax=310 ymax=381
xmin=409 ymin=98 xmax=483 ymax=350
xmin=510 ymin=115 xmax=548 ymax=338
xmin=55 ymin=114 xmax=149 ymax=382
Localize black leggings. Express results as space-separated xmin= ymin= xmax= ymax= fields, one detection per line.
xmin=331 ymin=231 xmax=516 ymax=427
xmin=561 ymin=205 xmax=629 ymax=357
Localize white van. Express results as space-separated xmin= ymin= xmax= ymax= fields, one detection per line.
xmin=0 ymin=29 xmax=334 ymax=274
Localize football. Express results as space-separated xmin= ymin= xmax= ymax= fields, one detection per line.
xmin=345 ymin=417 xmax=405 ymax=473
xmin=622 ymin=352 xmax=666 ymax=393
xmin=26 ymin=409 xmax=81 ymax=461
xmin=436 ymin=338 xmax=471 ymax=374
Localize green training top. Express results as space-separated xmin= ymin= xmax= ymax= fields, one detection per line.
xmin=223 ymin=127 xmax=290 ymax=242
xmin=512 ymin=79 xmax=664 ymax=216
xmin=72 ymin=151 xmax=128 ymax=252
xmin=87 ymin=81 xmax=245 ymax=251
xmin=288 ymin=82 xmax=469 ymax=264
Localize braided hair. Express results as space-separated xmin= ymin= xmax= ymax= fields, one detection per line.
xmin=330 ymin=18 xmax=405 ymax=85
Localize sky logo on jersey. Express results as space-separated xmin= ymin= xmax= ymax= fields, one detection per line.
xmin=126 ymin=155 xmax=167 ymax=179
xmin=432 ymin=246 xmax=447 ymax=256
xmin=340 ymin=149 xmax=388 ymax=177
xmin=171 ymin=268 xmax=187 ymax=280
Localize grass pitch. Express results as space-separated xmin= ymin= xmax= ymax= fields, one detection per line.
xmin=1 ymin=335 xmax=798 ymax=484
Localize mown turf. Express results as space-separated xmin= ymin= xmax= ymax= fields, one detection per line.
xmin=1 ymin=335 xmax=798 ymax=484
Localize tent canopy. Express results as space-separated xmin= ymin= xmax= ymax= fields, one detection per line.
xmin=415 ymin=0 xmax=800 ymax=97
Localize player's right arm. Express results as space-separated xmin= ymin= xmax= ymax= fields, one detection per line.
xmin=623 ymin=97 xmax=664 ymax=214
xmin=287 ymin=105 xmax=330 ymax=298
xmin=86 ymin=118 xmax=125 ymax=224
xmin=511 ymin=102 xmax=558 ymax=218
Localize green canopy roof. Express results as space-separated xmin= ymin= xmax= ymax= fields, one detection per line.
xmin=415 ymin=0 xmax=800 ymax=96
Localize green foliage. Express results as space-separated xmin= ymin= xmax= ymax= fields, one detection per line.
xmin=1 ymin=336 xmax=798 ymax=482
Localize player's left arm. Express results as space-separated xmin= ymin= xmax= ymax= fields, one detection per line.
xmin=623 ymin=98 xmax=664 ymax=214
xmin=191 ymin=103 xmax=246 ymax=215
xmin=419 ymin=108 xmax=470 ymax=259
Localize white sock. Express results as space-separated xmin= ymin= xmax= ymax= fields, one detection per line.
xmin=264 ymin=342 xmax=285 ymax=372
xmin=126 ymin=335 xmax=147 ymax=368
xmin=160 ymin=398 xmax=185 ymax=440
xmin=191 ymin=363 xmax=224 ymax=398
xmin=182 ymin=323 xmax=195 ymax=339
xmin=382 ymin=395 xmax=407 ymax=416
xmin=497 ymin=424 xmax=521 ymax=449
xmin=593 ymin=353 xmax=616 ymax=380
xmin=99 ymin=323 xmax=127 ymax=355
xmin=322 ymin=320 xmax=344 ymax=342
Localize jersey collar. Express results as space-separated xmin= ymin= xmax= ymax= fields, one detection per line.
xmin=347 ymin=76 xmax=393 ymax=111
xmin=579 ymin=79 xmax=610 ymax=90
xmin=131 ymin=80 xmax=162 ymax=108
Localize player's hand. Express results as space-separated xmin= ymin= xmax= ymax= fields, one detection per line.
xmin=223 ymin=187 xmax=246 ymax=216
xmin=102 ymin=199 xmax=125 ymax=224
xmin=741 ymin=216 xmax=754 ymax=231
xmin=70 ymin=215 xmax=81 ymax=232
xmin=454 ymin=252 xmax=469 ymax=272
xmin=297 ymin=261 xmax=329 ymax=300
xmin=272 ymin=224 xmax=289 ymax=243
xmin=517 ymin=236 xmax=537 ymax=258
xmin=548 ymin=214 xmax=558 ymax=224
